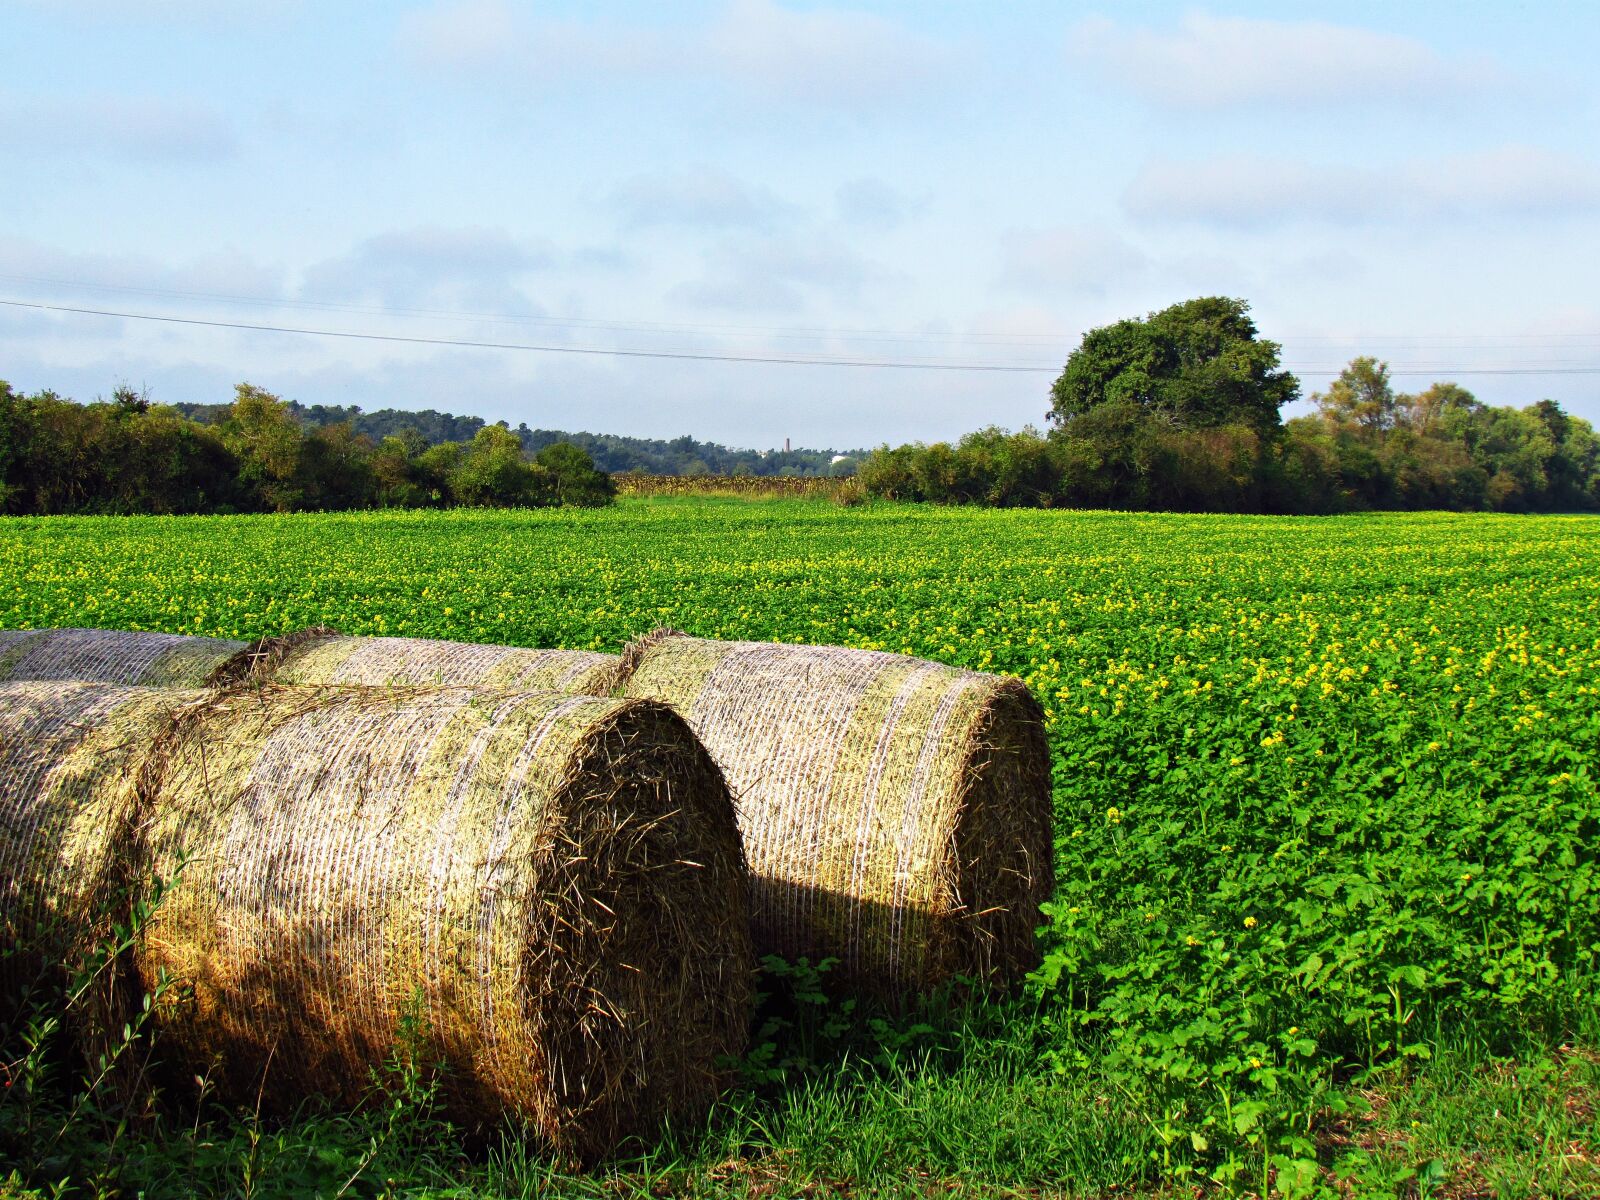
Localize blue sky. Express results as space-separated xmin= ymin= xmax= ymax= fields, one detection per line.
xmin=3 ymin=1 xmax=1598 ymax=448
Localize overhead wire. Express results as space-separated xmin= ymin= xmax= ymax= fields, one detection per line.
xmin=4 ymin=294 xmax=1599 ymax=377
xmin=0 ymin=273 xmax=1066 ymax=346
xmin=0 ymin=299 xmax=1054 ymax=372
xmin=5 ymin=272 xmax=1597 ymax=352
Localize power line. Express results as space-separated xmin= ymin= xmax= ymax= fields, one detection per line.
xmin=9 ymin=273 xmax=1596 ymax=351
xmin=0 ymin=273 xmax=1065 ymax=347
xmin=0 ymin=299 xmax=1055 ymax=372
xmin=1307 ymin=369 xmax=1600 ymax=376
xmin=6 ymin=297 xmax=1600 ymax=377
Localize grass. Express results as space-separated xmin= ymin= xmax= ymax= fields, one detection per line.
xmin=2 ymin=499 xmax=1597 ymax=1197
xmin=8 ymin=996 xmax=1592 ymax=1197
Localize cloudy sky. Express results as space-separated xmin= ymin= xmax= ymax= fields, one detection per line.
xmin=4 ymin=1 xmax=1598 ymax=448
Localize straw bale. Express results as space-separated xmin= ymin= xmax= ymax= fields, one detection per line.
xmin=614 ymin=632 xmax=1053 ymax=998
xmin=217 ymin=631 xmax=621 ymax=694
xmin=0 ymin=681 xmax=197 ymax=1023
xmin=0 ymin=627 xmax=246 ymax=687
xmin=136 ymin=684 xmax=751 ymax=1162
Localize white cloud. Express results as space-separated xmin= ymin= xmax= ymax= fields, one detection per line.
xmin=609 ymin=167 xmax=796 ymax=231
xmin=835 ymin=178 xmax=920 ymax=231
xmin=704 ymin=0 xmax=946 ymax=104
xmin=395 ymin=0 xmax=530 ymax=71
xmin=1434 ymin=146 xmax=1600 ymax=217
xmin=396 ymin=0 xmax=947 ymax=108
xmin=14 ymin=0 xmax=297 ymax=23
xmin=999 ymin=226 xmax=1148 ymax=295
xmin=1069 ymin=12 xmax=1491 ymax=109
xmin=0 ymin=237 xmax=285 ymax=303
xmin=670 ymin=235 xmax=883 ymax=314
xmin=0 ymin=240 xmax=287 ymax=367
xmin=1123 ymin=146 xmax=1600 ymax=227
xmin=0 ymin=95 xmax=235 ymax=162
xmin=299 ymin=226 xmax=554 ymax=313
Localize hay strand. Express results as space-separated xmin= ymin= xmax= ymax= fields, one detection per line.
xmin=0 ymin=682 xmax=198 ymax=1028
xmin=614 ymin=633 xmax=1053 ymax=998
xmin=205 ymin=625 xmax=341 ymax=687
xmin=218 ymin=632 xmax=621 ymax=694
xmin=136 ymin=684 xmax=751 ymax=1162
xmin=0 ymin=628 xmax=246 ymax=687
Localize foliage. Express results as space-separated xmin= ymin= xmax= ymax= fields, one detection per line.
xmin=447 ymin=425 xmax=549 ymax=508
xmin=534 ymin=441 xmax=617 ymax=507
xmin=1049 ymin=296 xmax=1299 ymax=433
xmin=173 ymin=399 xmax=861 ymax=478
xmin=1310 ymin=356 xmax=1400 ymax=436
xmin=857 ymin=296 xmax=1598 ymax=514
xmin=517 ymin=429 xmax=862 ymax=479
xmin=0 ymin=381 xmax=615 ymax=515
xmin=2 ymin=502 xmax=1597 ymax=1194
xmin=862 ymin=380 xmax=1600 ymax=514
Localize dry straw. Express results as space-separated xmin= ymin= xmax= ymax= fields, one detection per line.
xmin=213 ymin=630 xmax=621 ymax=694
xmin=614 ymin=632 xmax=1053 ymax=999
xmin=136 ymin=684 xmax=751 ymax=1163
xmin=0 ymin=682 xmax=197 ymax=1030
xmin=0 ymin=628 xmax=246 ymax=687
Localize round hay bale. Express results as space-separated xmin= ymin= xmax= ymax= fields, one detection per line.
xmin=215 ymin=631 xmax=620 ymax=694
xmin=0 ymin=628 xmax=246 ymax=687
xmin=0 ymin=682 xmax=197 ymax=1028
xmin=136 ymin=684 xmax=751 ymax=1163
xmin=614 ymin=632 xmax=1053 ymax=998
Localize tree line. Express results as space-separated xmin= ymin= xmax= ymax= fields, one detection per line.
xmin=172 ymin=400 xmax=861 ymax=478
xmin=0 ymin=381 xmax=616 ymax=515
xmin=859 ymin=297 xmax=1599 ymax=513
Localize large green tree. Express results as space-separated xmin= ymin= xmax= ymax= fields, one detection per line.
xmin=1048 ymin=297 xmax=1298 ymax=432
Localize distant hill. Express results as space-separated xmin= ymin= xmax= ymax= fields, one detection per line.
xmin=171 ymin=400 xmax=864 ymax=477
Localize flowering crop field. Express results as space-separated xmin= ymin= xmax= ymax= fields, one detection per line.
xmin=3 ymin=499 xmax=1598 ymax=1196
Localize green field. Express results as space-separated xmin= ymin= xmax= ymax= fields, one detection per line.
xmin=3 ymin=500 xmax=1598 ymax=1198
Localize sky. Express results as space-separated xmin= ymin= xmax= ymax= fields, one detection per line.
xmin=3 ymin=1 xmax=1598 ymax=450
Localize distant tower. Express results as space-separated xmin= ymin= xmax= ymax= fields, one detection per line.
xmin=784 ymin=437 xmax=791 ymax=452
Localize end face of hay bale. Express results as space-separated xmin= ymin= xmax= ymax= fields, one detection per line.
xmin=617 ymin=633 xmax=1054 ymax=999
xmin=0 ymin=628 xmax=246 ymax=687
xmin=255 ymin=634 xmax=621 ymax=694
xmin=938 ymin=677 xmax=1053 ymax=989
xmin=138 ymin=685 xmax=750 ymax=1162
xmin=0 ymin=682 xmax=199 ymax=1025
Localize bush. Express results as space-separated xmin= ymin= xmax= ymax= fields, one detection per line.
xmin=535 ymin=442 xmax=617 ymax=508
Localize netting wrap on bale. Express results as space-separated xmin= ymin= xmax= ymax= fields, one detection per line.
xmin=0 ymin=628 xmax=246 ymax=687
xmin=136 ymin=685 xmax=751 ymax=1163
xmin=615 ymin=632 xmax=1053 ymax=998
xmin=0 ymin=682 xmax=197 ymax=1025
xmin=218 ymin=631 xmax=621 ymax=694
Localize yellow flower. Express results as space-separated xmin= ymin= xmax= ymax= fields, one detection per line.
xmin=1185 ymin=935 xmax=1201 ymax=946
xmin=1243 ymin=916 xmax=1258 ymax=929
